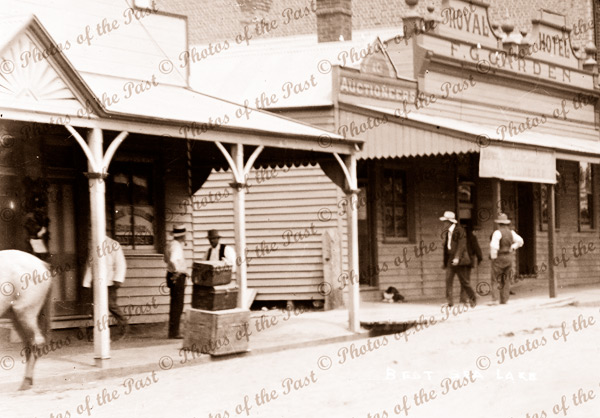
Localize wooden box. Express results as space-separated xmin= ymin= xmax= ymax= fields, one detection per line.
xmin=191 ymin=283 xmax=238 ymax=311
xmin=183 ymin=308 xmax=250 ymax=356
xmin=192 ymin=261 xmax=232 ymax=286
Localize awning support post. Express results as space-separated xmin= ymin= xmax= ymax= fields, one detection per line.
xmin=87 ymin=128 xmax=110 ymax=366
xmin=492 ymin=179 xmax=501 ymax=216
xmin=215 ymin=143 xmax=264 ymax=309
xmin=343 ymin=154 xmax=360 ymax=333
xmin=231 ymin=144 xmax=248 ymax=308
xmin=547 ymin=183 xmax=557 ymax=298
xmin=64 ymin=125 xmax=128 ymax=367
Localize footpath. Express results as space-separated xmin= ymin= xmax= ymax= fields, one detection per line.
xmin=1 ymin=282 xmax=599 ymax=393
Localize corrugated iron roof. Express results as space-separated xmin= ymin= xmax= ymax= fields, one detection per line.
xmin=339 ymin=107 xmax=479 ymax=160
xmin=0 ymin=13 xmax=353 ymax=147
xmin=189 ymin=28 xmax=404 ymax=108
xmin=81 ymin=72 xmax=343 ymax=138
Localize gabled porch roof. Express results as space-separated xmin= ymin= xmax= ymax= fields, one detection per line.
xmin=0 ymin=15 xmax=359 ymax=154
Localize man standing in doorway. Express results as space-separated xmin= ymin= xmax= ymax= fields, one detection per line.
xmin=440 ymin=211 xmax=477 ymax=307
xmin=490 ymin=213 xmax=524 ymax=304
xmin=205 ymin=229 xmax=236 ymax=270
xmin=164 ymin=225 xmax=188 ymax=339
xmin=83 ymin=236 xmax=128 ymax=340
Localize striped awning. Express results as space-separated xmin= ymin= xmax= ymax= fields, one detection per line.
xmin=338 ymin=106 xmax=480 ymax=160
xmin=341 ymin=104 xmax=600 ymax=166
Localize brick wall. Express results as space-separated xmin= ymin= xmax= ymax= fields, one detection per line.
xmin=317 ymin=0 xmax=352 ymax=42
xmin=594 ymin=0 xmax=600 ymax=60
xmin=158 ymin=0 xmax=594 ymax=50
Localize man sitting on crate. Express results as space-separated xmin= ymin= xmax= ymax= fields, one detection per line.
xmin=165 ymin=225 xmax=189 ymax=339
xmin=205 ymin=229 xmax=236 ymax=273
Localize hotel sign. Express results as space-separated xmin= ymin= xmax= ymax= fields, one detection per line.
xmin=444 ymin=42 xmax=589 ymax=87
xmin=438 ymin=0 xmax=499 ymax=49
xmin=434 ymin=1 xmax=593 ymax=89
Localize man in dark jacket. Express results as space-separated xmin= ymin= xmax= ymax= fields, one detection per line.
xmin=440 ymin=211 xmax=477 ymax=307
xmin=205 ymin=230 xmax=236 ymax=276
xmin=460 ymin=221 xmax=483 ymax=304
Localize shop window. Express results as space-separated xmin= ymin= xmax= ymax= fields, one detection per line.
xmin=578 ymin=162 xmax=594 ymax=231
xmin=383 ymin=169 xmax=408 ymax=238
xmin=107 ymin=162 xmax=156 ymax=249
xmin=540 ymin=184 xmax=560 ymax=230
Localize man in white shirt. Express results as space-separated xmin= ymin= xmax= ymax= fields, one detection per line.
xmin=489 ymin=213 xmax=524 ymax=304
xmin=205 ymin=229 xmax=236 ymax=272
xmin=164 ymin=225 xmax=188 ymax=339
xmin=83 ymin=236 xmax=128 ymax=340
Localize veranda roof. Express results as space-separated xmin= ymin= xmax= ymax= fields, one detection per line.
xmin=189 ymin=28 xmax=405 ymax=108
xmin=0 ymin=14 xmax=356 ymax=153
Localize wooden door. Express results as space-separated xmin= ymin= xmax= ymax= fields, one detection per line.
xmin=517 ymin=183 xmax=536 ymax=276
xmin=357 ymin=167 xmax=378 ymax=287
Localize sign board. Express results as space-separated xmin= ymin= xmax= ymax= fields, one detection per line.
xmin=418 ymin=35 xmax=594 ymax=89
xmin=434 ymin=0 xmax=592 ymax=89
xmin=338 ymin=66 xmax=418 ymax=106
xmin=438 ymin=0 xmax=498 ymax=49
xmin=530 ymin=10 xmax=579 ymax=68
xmin=340 ymin=76 xmax=417 ymax=102
xmin=479 ymin=145 xmax=556 ymax=184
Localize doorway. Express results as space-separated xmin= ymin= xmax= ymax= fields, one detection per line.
xmin=357 ymin=164 xmax=378 ymax=287
xmin=516 ymin=183 xmax=536 ymax=275
xmin=47 ymin=179 xmax=85 ymax=316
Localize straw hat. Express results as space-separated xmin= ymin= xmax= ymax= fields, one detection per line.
xmin=494 ymin=213 xmax=511 ymax=224
xmin=171 ymin=225 xmax=187 ymax=237
xmin=439 ymin=211 xmax=457 ymax=223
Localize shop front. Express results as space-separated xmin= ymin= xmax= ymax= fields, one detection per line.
xmin=0 ymin=3 xmax=364 ymax=366
xmin=335 ymin=0 xmax=600 ymax=299
xmin=189 ymin=0 xmax=600 ymax=302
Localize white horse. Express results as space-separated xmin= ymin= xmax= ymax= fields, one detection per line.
xmin=0 ymin=250 xmax=52 ymax=390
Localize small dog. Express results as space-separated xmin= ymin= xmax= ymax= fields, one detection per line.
xmin=382 ymin=286 xmax=405 ymax=303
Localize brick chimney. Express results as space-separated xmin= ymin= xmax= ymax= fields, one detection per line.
xmin=316 ymin=0 xmax=352 ymax=42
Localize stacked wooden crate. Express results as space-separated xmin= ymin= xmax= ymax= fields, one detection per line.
xmin=184 ymin=261 xmax=250 ymax=356
xmin=190 ymin=261 xmax=237 ymax=310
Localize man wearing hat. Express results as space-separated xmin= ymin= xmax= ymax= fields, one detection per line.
xmin=490 ymin=213 xmax=524 ymax=304
xmin=164 ymin=225 xmax=188 ymax=339
xmin=205 ymin=229 xmax=236 ymax=270
xmin=440 ymin=211 xmax=477 ymax=307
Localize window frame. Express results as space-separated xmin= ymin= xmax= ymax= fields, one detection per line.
xmin=107 ymin=159 xmax=158 ymax=251
xmin=381 ymin=167 xmax=411 ymax=242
